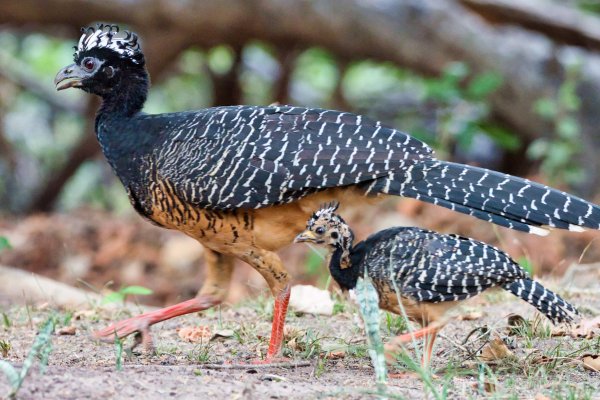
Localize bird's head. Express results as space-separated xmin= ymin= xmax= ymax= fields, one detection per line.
xmin=54 ymin=24 xmax=147 ymax=97
xmin=294 ymin=202 xmax=354 ymax=258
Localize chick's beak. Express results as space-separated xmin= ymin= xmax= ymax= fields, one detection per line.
xmin=294 ymin=230 xmax=317 ymax=243
xmin=54 ymin=63 xmax=85 ymax=91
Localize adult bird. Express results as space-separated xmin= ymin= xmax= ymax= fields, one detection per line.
xmin=54 ymin=24 xmax=599 ymax=363
xmin=294 ymin=203 xmax=579 ymax=366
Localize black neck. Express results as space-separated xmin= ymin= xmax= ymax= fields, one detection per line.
xmin=329 ymin=246 xmax=360 ymax=291
xmin=98 ymin=70 xmax=149 ymax=119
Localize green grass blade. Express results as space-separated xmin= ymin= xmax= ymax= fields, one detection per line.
xmin=0 ymin=360 xmax=19 ymax=389
xmin=354 ymin=271 xmax=387 ymax=389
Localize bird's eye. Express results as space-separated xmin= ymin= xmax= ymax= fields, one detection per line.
xmin=82 ymin=58 xmax=95 ymax=71
xmin=315 ymin=226 xmax=325 ymax=235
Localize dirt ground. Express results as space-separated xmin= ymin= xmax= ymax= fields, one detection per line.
xmin=1 ymin=207 xmax=600 ymax=399
xmin=1 ymin=286 xmax=599 ymax=399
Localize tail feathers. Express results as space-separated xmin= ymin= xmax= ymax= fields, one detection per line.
xmin=378 ymin=159 xmax=600 ymax=235
xmin=504 ymin=279 xmax=578 ymax=324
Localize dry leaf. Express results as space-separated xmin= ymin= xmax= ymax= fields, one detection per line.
xmin=289 ymin=285 xmax=334 ymax=316
xmin=74 ymin=310 xmax=96 ymax=320
xmin=178 ymin=325 xmax=212 ymax=343
xmin=287 ymin=337 xmax=301 ymax=351
xmin=326 ymin=350 xmax=346 ymax=360
xmin=507 ymin=314 xmax=528 ymax=335
xmin=458 ymin=310 xmax=484 ymax=321
xmin=283 ymin=326 xmax=304 ymax=340
xmin=570 ymin=316 xmax=600 ymax=339
xmin=550 ymin=325 xmax=568 ymax=337
xmin=57 ymin=326 xmax=77 ymax=335
xmin=478 ymin=337 xmax=513 ymax=362
xmin=471 ymin=381 xmax=496 ymax=394
xmin=534 ymin=394 xmax=551 ymax=400
xmin=530 ymin=354 xmax=556 ymax=365
xmin=581 ymin=354 xmax=600 ymax=372
xmin=210 ymin=329 xmax=234 ymax=341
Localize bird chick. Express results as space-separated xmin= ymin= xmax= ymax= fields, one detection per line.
xmin=295 ymin=203 xmax=579 ymax=366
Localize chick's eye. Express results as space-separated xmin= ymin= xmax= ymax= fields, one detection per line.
xmin=83 ymin=58 xmax=95 ymax=70
xmin=315 ymin=227 xmax=325 ymax=235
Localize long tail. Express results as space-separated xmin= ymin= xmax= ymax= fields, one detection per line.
xmin=375 ymin=159 xmax=600 ymax=235
xmin=503 ymin=278 xmax=578 ymax=324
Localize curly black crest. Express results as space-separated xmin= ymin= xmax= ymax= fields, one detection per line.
xmin=74 ymin=23 xmax=143 ymax=64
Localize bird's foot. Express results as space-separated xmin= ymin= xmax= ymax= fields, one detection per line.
xmin=94 ymin=315 xmax=151 ymax=343
xmin=93 ymin=296 xmax=220 ymax=349
xmin=250 ymin=356 xmax=292 ymax=365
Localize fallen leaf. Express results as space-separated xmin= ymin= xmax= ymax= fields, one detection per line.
xmin=471 ymin=381 xmax=496 ymax=394
xmin=570 ymin=316 xmax=600 ymax=339
xmin=534 ymin=394 xmax=551 ymax=400
xmin=283 ymin=326 xmax=304 ymax=340
xmin=259 ymin=373 xmax=286 ymax=382
xmin=210 ymin=329 xmax=234 ymax=341
xmin=326 ymin=350 xmax=346 ymax=360
xmin=529 ymin=354 xmax=556 ymax=365
xmin=550 ymin=325 xmax=568 ymax=337
xmin=74 ymin=310 xmax=96 ymax=320
xmin=287 ymin=337 xmax=301 ymax=351
xmin=507 ymin=314 xmax=528 ymax=335
xmin=178 ymin=326 xmax=212 ymax=343
xmin=57 ymin=326 xmax=77 ymax=335
xmin=582 ymin=354 xmax=600 ymax=372
xmin=458 ymin=310 xmax=483 ymax=321
xmin=289 ymin=285 xmax=334 ymax=316
xmin=478 ymin=336 xmax=513 ymax=362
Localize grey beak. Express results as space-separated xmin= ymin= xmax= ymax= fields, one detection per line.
xmin=54 ymin=63 xmax=85 ymax=90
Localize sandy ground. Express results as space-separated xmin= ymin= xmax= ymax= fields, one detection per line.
xmin=1 ymin=286 xmax=599 ymax=400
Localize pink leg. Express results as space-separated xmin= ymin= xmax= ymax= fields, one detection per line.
xmin=421 ymin=330 xmax=438 ymax=368
xmin=252 ymin=285 xmax=291 ymax=363
xmin=384 ymin=325 xmax=439 ymax=365
xmin=93 ymin=295 xmax=220 ymax=348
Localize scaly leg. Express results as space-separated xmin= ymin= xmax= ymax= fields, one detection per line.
xmin=386 ymin=325 xmax=440 ymax=379
xmin=384 ymin=325 xmax=439 ymax=365
xmin=94 ymin=249 xmax=234 ymax=350
xmin=238 ymin=248 xmax=291 ymax=363
xmin=422 ymin=330 xmax=438 ymax=368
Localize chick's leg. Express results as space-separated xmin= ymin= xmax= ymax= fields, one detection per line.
xmin=94 ymin=249 xmax=234 ymax=350
xmin=422 ymin=330 xmax=438 ymax=368
xmin=384 ymin=325 xmax=440 ymax=365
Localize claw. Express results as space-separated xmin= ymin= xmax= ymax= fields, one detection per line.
xmin=131 ymin=329 xmax=155 ymax=353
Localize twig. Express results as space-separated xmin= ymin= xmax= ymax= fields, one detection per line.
xmin=200 ymin=361 xmax=311 ymax=370
xmin=437 ymin=333 xmax=471 ymax=354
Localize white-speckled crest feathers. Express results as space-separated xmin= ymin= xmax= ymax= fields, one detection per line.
xmin=312 ymin=202 xmax=340 ymax=221
xmin=76 ymin=24 xmax=141 ymax=62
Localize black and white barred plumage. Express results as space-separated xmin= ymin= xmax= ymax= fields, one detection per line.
xmin=97 ymin=104 xmax=600 ymax=236
xmin=296 ymin=204 xmax=578 ymax=324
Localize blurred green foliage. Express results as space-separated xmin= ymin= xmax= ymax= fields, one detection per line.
xmin=0 ymin=237 xmax=10 ymax=251
xmin=528 ymin=64 xmax=584 ymax=187
xmin=101 ymin=285 xmax=154 ymax=305
xmin=577 ymin=0 xmax=600 ymax=14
